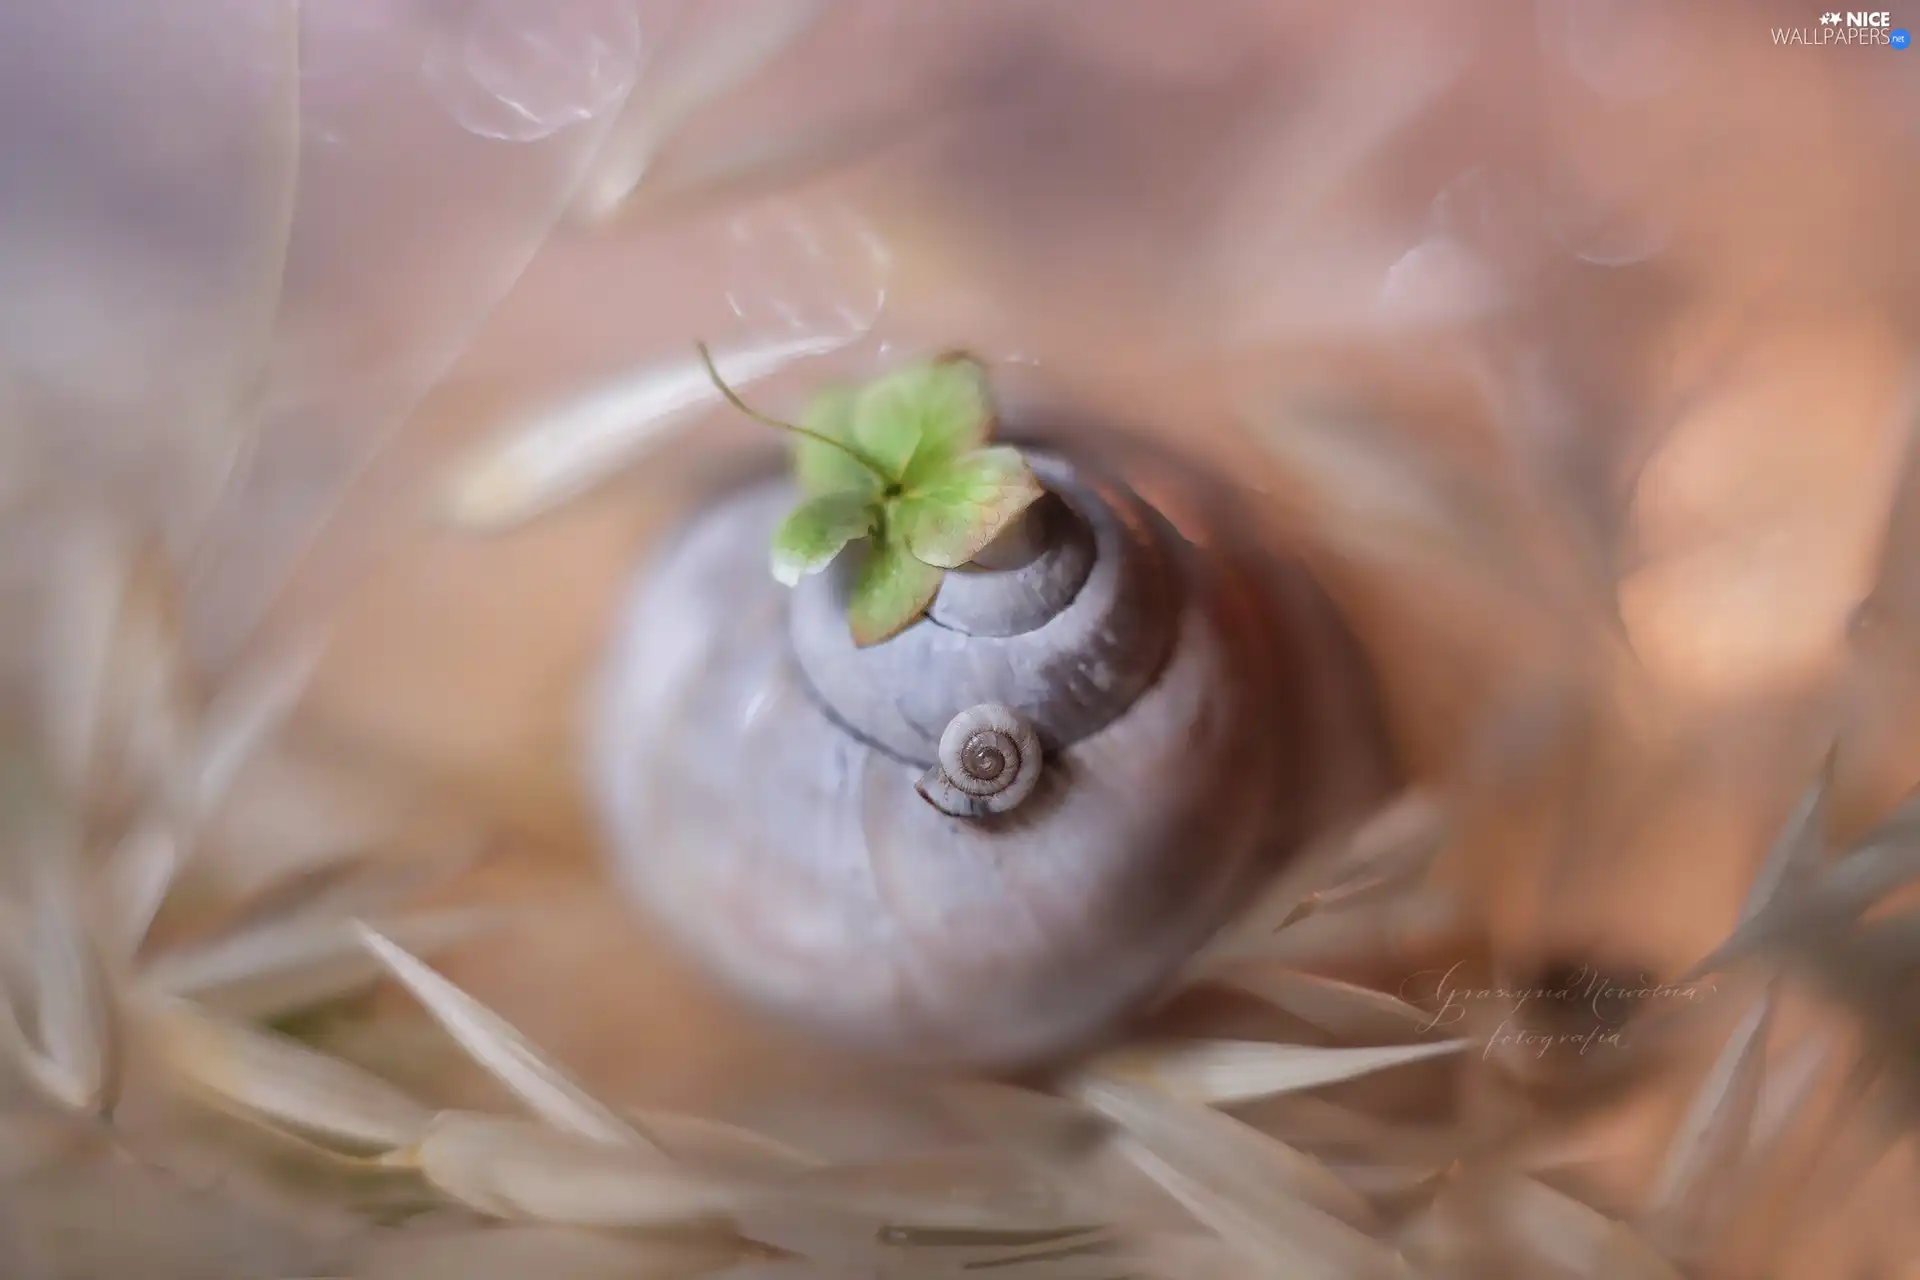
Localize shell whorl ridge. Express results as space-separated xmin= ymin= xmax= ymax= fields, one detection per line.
xmin=789 ymin=450 xmax=1180 ymax=766
xmin=916 ymin=703 xmax=1044 ymax=817
xmin=926 ymin=491 xmax=1095 ymax=636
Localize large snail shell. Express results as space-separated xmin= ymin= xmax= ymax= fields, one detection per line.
xmin=587 ymin=443 xmax=1394 ymax=1067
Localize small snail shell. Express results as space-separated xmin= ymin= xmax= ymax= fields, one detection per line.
xmin=588 ymin=441 xmax=1396 ymax=1067
xmin=917 ymin=704 xmax=1043 ymax=817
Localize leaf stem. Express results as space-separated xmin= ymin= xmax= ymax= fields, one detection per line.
xmin=696 ymin=342 xmax=895 ymax=483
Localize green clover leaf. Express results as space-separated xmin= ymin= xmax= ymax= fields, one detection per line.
xmin=698 ymin=343 xmax=1045 ymax=648
xmin=769 ymin=491 xmax=879 ymax=587
xmin=856 ymin=356 xmax=995 ymax=488
xmin=891 ymin=445 xmax=1045 ymax=569
xmin=792 ymin=386 xmax=879 ymax=498
xmin=846 ymin=536 xmax=945 ymax=648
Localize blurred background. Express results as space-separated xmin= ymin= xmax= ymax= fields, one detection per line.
xmin=1 ymin=1 xmax=1918 ymax=1276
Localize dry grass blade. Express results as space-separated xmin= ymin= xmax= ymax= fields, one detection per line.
xmin=1083 ymin=1037 xmax=1467 ymax=1108
xmin=1235 ymin=885 xmax=1465 ymax=972
xmin=1232 ymin=1092 xmax=1443 ymax=1159
xmin=1494 ymin=1176 xmax=1685 ymax=1279
xmin=1643 ymin=982 xmax=1776 ymax=1244
xmin=875 ymin=1223 xmax=1114 ymax=1253
xmin=1750 ymin=1063 xmax=1911 ymax=1264
xmin=71 ymin=538 xmax=194 ymax=813
xmin=1068 ymin=1076 xmax=1377 ymax=1230
xmin=1703 ymin=1032 xmax=1841 ymax=1272
xmin=355 ymin=924 xmax=646 ymax=1148
xmin=144 ymin=907 xmax=499 ymax=1021
xmin=733 ymin=1206 xmax=1107 ymax=1280
xmin=1750 ymin=1032 xmax=1836 ymax=1152
xmin=191 ymin=633 xmax=328 ymax=826
xmin=169 ymin=0 xmax=301 ymax=569
xmin=1123 ymin=1231 xmax=1278 ymax=1280
xmin=1294 ymin=869 xmax=1431 ymax=920
xmin=0 ymin=976 xmax=61 ymax=1111
xmin=780 ymin=1150 xmax=1089 ymax=1233
xmin=1687 ymin=791 xmax=1846 ymax=983
xmin=186 ymin=751 xmax=451 ymax=911
xmin=1325 ymin=1161 xmax=1457 ymax=1202
xmin=7 ymin=855 xmax=122 ymax=1115
xmin=1853 ymin=379 xmax=1920 ymax=638
xmin=939 ymin=1248 xmax=1130 ymax=1280
xmin=879 ymin=1224 xmax=1114 ymax=1262
xmin=439 ymin=335 xmax=850 ymax=531
xmin=393 ymin=1112 xmax=745 ymax=1228
xmin=1851 ymin=784 xmax=1920 ymax=853
xmin=1782 ymin=917 xmax=1920 ymax=1119
xmin=1213 ymin=969 xmax=1436 ymax=1040
xmin=34 ymin=521 xmax=136 ymax=800
xmin=214 ymin=848 xmax=482 ymax=943
xmin=908 ymin=1247 xmax=1133 ymax=1280
xmin=1194 ymin=790 xmax=1445 ymax=971
xmin=1391 ymin=1187 xmax=1485 ymax=1276
xmin=1695 ymin=832 xmax=1920 ymax=985
xmin=1814 ymin=832 xmax=1920 ymax=920
xmin=95 ymin=821 xmax=179 ymax=961
xmin=350 ymin=1222 xmax=756 ymax=1280
xmin=624 ymin=1109 xmax=824 ymax=1175
xmin=1103 ymin=1126 xmax=1409 ymax=1279
xmin=1739 ymin=765 xmax=1833 ymax=922
xmin=143 ymin=996 xmax=432 ymax=1152
xmin=921 ymin=1077 xmax=1108 ymax=1165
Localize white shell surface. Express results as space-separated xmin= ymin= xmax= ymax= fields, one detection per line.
xmin=588 ymin=472 xmax=1386 ymax=1066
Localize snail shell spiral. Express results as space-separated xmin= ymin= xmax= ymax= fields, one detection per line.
xmin=588 ymin=435 xmax=1397 ymax=1067
xmin=917 ymin=703 xmax=1043 ymax=817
